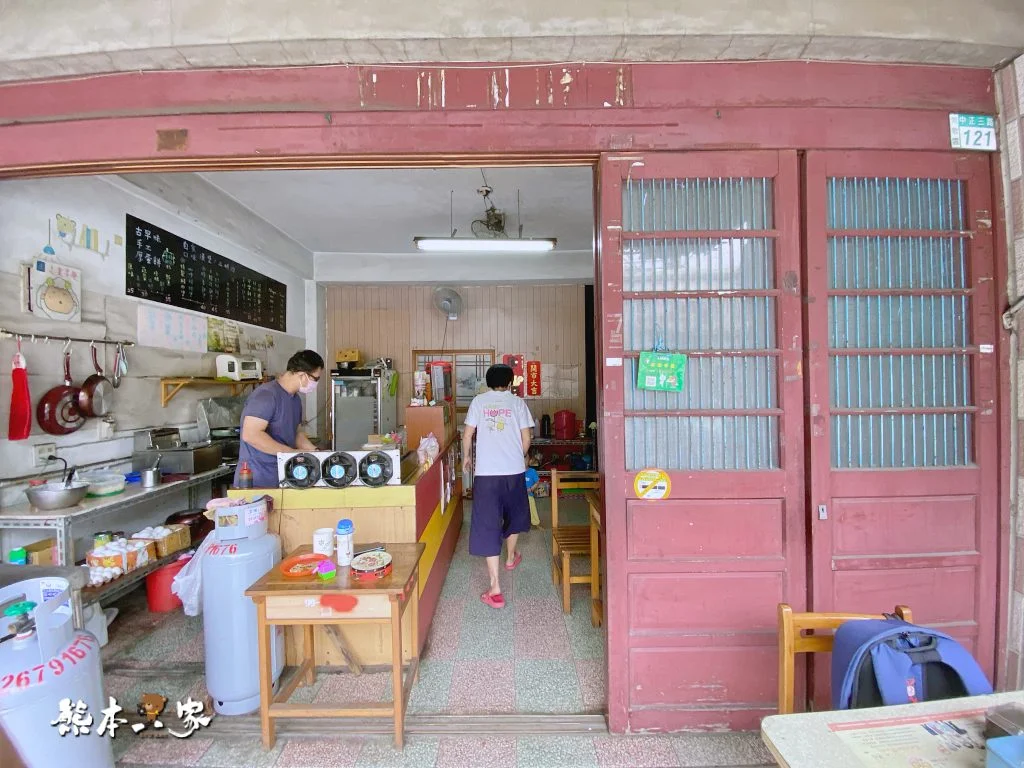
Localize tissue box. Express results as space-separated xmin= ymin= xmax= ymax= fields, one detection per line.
xmin=988 ymin=735 xmax=1024 ymax=768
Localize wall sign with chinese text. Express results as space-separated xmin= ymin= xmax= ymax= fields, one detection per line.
xmin=525 ymin=360 xmax=542 ymax=397
xmin=125 ymin=214 xmax=287 ymax=332
xmin=636 ymin=351 xmax=687 ymax=392
xmin=949 ymin=113 xmax=997 ymax=152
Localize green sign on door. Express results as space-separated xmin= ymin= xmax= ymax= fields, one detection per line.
xmin=637 ymin=351 xmax=687 ymax=392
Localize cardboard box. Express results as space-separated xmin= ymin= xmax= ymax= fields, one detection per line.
xmin=25 ymin=538 xmax=56 ymax=566
xmin=87 ymin=540 xmax=157 ymax=572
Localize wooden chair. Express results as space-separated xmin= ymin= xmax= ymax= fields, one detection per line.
xmin=777 ymin=603 xmax=912 ymax=715
xmin=584 ymin=489 xmax=604 ymax=627
xmin=550 ymin=469 xmax=600 ymax=614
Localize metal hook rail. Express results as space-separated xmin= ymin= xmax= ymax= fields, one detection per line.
xmin=0 ymin=328 xmax=135 ymax=347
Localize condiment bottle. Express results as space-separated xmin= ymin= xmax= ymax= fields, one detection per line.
xmin=236 ymin=461 xmax=253 ymax=489
xmin=336 ymin=519 xmax=354 ymax=567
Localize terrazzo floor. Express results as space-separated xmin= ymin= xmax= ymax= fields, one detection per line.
xmin=97 ymin=496 xmax=773 ymax=768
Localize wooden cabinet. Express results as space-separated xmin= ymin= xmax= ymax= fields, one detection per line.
xmin=404 ymin=402 xmax=456 ymax=451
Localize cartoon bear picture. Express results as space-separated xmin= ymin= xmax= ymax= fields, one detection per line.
xmin=55 ymin=213 xmax=76 ymax=250
xmin=37 ymin=276 xmax=78 ymax=318
xmin=137 ymin=693 xmax=168 ymax=723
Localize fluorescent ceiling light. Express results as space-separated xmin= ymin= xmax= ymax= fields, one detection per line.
xmin=414 ymin=237 xmax=556 ymax=253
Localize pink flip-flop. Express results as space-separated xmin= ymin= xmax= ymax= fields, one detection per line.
xmin=505 ymin=552 xmax=522 ymax=571
xmin=481 ymin=591 xmax=506 ymax=609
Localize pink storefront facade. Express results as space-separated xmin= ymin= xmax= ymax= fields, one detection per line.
xmin=0 ymin=60 xmax=1011 ymax=733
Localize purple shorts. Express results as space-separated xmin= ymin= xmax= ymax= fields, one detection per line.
xmin=469 ymin=473 xmax=530 ymax=557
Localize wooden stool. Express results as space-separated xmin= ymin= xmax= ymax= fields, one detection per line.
xmin=549 ymin=469 xmax=600 ymax=614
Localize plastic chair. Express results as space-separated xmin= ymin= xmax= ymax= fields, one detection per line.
xmin=777 ymin=602 xmax=912 ymax=714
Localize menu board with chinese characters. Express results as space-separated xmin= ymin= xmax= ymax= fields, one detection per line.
xmin=124 ymin=214 xmax=287 ymax=332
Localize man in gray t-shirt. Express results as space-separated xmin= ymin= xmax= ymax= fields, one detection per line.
xmin=235 ymin=350 xmax=324 ymax=487
xmin=462 ymin=364 xmax=535 ymax=609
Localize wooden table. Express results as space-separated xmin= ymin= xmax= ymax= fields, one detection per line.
xmin=761 ymin=690 xmax=1024 ymax=767
xmin=245 ymin=543 xmax=424 ymax=750
xmin=584 ymin=490 xmax=603 ymax=628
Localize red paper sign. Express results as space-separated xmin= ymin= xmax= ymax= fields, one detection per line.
xmin=502 ymin=354 xmax=525 ymax=397
xmin=526 ymin=361 xmax=542 ymax=398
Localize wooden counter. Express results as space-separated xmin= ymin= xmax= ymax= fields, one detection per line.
xmin=228 ymin=444 xmax=461 ymax=667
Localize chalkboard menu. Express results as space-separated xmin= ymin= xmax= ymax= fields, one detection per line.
xmin=124 ymin=214 xmax=287 ymax=332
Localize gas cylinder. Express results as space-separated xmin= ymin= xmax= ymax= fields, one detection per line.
xmin=0 ymin=578 xmax=112 ymax=768
xmin=202 ymin=499 xmax=284 ymax=715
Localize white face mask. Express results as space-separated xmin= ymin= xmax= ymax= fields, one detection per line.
xmin=299 ymin=374 xmax=319 ymax=395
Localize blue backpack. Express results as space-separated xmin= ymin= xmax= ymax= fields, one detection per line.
xmin=831 ymin=616 xmax=992 ymax=710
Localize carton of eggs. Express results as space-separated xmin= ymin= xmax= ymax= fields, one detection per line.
xmin=132 ymin=526 xmax=172 ymax=540
xmin=87 ymin=537 xmax=155 ymax=571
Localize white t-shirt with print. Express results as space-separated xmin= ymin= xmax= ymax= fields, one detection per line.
xmin=464 ymin=390 xmax=536 ymax=477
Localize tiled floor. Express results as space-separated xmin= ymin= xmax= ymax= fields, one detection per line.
xmin=115 ymin=732 xmax=773 ymax=768
xmin=99 ymin=495 xmax=773 ymax=767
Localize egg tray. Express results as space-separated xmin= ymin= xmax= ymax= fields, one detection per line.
xmin=86 ymin=540 xmax=157 ymax=572
xmin=130 ymin=524 xmax=190 ymax=558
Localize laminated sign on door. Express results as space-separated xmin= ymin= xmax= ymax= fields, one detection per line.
xmin=636 ymin=352 xmax=687 ymax=392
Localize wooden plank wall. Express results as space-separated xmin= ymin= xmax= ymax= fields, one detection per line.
xmin=325 ymin=284 xmax=588 ymax=425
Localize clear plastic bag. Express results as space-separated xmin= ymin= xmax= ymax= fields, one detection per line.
xmin=417 ymin=432 xmax=441 ymax=468
xmin=170 ymin=537 xmax=215 ymax=616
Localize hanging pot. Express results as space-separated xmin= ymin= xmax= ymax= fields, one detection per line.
xmin=78 ymin=343 xmax=113 ymax=417
xmin=37 ymin=345 xmax=84 ymax=436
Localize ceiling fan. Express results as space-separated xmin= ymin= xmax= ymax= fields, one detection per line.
xmin=413 ymin=173 xmax=556 ymax=253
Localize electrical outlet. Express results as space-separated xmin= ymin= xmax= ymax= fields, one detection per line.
xmin=34 ymin=443 xmax=56 ymax=467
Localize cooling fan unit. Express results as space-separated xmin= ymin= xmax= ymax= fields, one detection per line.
xmin=358 ymin=451 xmax=395 ymax=487
xmin=322 ymin=452 xmax=358 ymax=489
xmin=279 ymin=453 xmax=321 ymax=489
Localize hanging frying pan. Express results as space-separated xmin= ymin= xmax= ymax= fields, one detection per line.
xmin=78 ymin=343 xmax=112 ymax=418
xmin=37 ymin=344 xmax=84 ymax=435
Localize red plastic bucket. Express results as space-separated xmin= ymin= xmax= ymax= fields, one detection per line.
xmin=146 ymin=556 xmax=190 ymax=612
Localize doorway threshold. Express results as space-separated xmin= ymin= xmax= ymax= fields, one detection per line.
xmin=204 ymin=712 xmax=608 ymax=738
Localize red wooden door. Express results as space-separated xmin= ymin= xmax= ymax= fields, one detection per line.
xmin=598 ymin=151 xmax=807 ymax=731
xmin=804 ymin=152 xmax=999 ymax=706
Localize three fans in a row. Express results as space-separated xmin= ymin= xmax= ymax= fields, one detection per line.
xmin=278 ymin=450 xmax=397 ymax=489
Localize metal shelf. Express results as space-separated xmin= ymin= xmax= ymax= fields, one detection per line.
xmin=531 ymin=438 xmax=594 ymax=446
xmin=0 ymin=466 xmax=234 ymax=566
xmin=82 ymin=548 xmax=190 ymax=607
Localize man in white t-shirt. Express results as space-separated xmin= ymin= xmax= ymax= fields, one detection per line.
xmin=462 ymin=364 xmax=535 ymax=609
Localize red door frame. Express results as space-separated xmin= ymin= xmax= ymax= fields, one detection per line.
xmin=0 ymin=61 xmax=1009 ymax=732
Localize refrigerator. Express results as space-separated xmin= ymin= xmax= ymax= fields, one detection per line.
xmin=331 ymin=369 xmax=399 ymax=449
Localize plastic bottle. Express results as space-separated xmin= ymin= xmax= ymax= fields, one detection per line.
xmin=8 ymin=547 xmax=27 ymax=565
xmin=335 ymin=519 xmax=354 ymax=567
xmin=236 ymin=461 xmax=253 ymax=489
